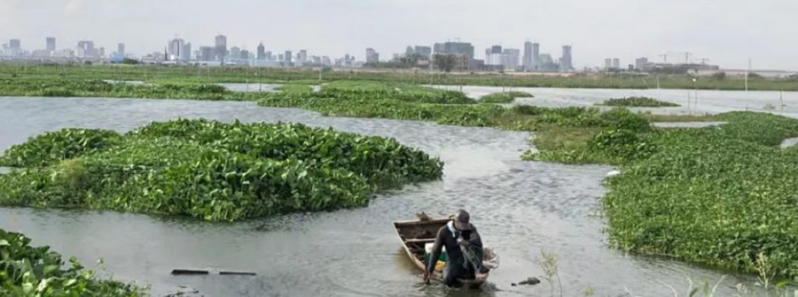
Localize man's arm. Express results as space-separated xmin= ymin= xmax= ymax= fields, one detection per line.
xmin=427 ymin=227 xmax=445 ymax=274
xmin=468 ymin=227 xmax=482 ymax=248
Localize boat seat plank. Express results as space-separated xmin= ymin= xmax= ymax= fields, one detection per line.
xmin=404 ymin=238 xmax=436 ymax=244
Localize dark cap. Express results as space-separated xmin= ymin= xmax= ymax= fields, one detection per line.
xmin=454 ymin=209 xmax=473 ymax=230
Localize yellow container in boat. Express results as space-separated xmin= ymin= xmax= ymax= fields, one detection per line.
xmin=424 ymin=243 xmax=447 ymax=262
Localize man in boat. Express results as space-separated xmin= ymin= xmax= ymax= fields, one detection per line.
xmin=424 ymin=209 xmax=487 ymax=287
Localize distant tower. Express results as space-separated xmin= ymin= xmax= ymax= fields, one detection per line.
xmin=523 ymin=41 xmax=533 ymax=71
xmin=612 ymin=58 xmax=620 ymax=69
xmin=284 ymin=50 xmax=292 ymax=64
xmin=46 ymin=37 xmax=56 ymax=51
xmin=257 ymin=43 xmax=266 ymax=60
xmin=214 ymin=35 xmax=227 ymax=61
xmin=560 ymin=45 xmax=573 ymax=71
xmin=117 ymin=43 xmax=125 ymax=57
xmin=181 ymin=42 xmax=191 ymax=61
xmin=366 ymin=48 xmax=379 ymax=63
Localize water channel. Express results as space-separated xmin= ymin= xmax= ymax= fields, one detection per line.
xmin=0 ymin=94 xmax=773 ymax=296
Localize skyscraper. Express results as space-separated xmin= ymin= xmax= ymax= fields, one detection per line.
xmin=612 ymin=58 xmax=620 ymax=69
xmin=298 ymin=50 xmax=307 ymax=64
xmin=214 ymin=35 xmax=227 ymax=61
xmin=605 ymin=58 xmax=613 ymax=69
xmin=414 ymin=46 xmax=432 ymax=59
xmin=502 ymin=48 xmax=521 ymax=71
xmin=230 ymin=47 xmax=241 ymax=59
xmin=366 ymin=48 xmax=379 ymax=63
xmin=532 ymin=43 xmax=540 ymax=69
xmin=199 ymin=46 xmax=214 ymax=61
xmin=284 ymin=51 xmax=292 ymax=64
xmin=635 ymin=57 xmax=649 ymax=70
xmin=240 ymin=49 xmax=250 ymax=60
xmin=168 ymin=38 xmax=185 ymax=61
xmin=46 ymin=37 xmax=56 ymax=51
xmin=77 ymin=41 xmax=96 ymax=58
xmin=9 ymin=39 xmax=21 ymax=51
xmin=181 ymin=43 xmax=192 ymax=61
xmin=523 ymin=42 xmax=533 ymax=70
xmin=560 ymin=45 xmax=573 ymax=71
xmin=490 ymin=45 xmax=502 ymax=54
xmin=257 ymin=43 xmax=266 ymax=60
xmin=117 ymin=43 xmax=125 ymax=57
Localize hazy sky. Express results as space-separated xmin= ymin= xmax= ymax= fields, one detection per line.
xmin=2 ymin=0 xmax=797 ymax=70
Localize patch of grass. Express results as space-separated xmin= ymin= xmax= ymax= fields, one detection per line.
xmin=598 ymin=96 xmax=680 ymax=107
xmin=479 ymin=91 xmax=534 ymax=104
xmin=642 ymin=112 xmax=717 ymax=122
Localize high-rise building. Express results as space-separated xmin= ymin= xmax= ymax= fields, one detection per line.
xmin=322 ymin=56 xmax=332 ymax=66
xmin=635 ymin=57 xmax=649 ymax=70
xmin=605 ymin=58 xmax=612 ymax=69
xmin=99 ymin=47 xmax=105 ymax=58
xmin=560 ymin=45 xmax=573 ymax=71
xmin=230 ymin=47 xmax=241 ymax=59
xmin=9 ymin=39 xmax=21 ymax=55
xmin=9 ymin=39 xmax=21 ymax=50
xmin=278 ymin=54 xmax=285 ymax=61
xmin=502 ymin=48 xmax=521 ymax=71
xmin=523 ymin=42 xmax=533 ymax=70
xmin=433 ymin=42 xmax=475 ymax=60
xmin=284 ymin=51 xmax=292 ymax=64
xmin=432 ymin=41 xmax=475 ymax=70
xmin=181 ymin=43 xmax=191 ymax=61
xmin=240 ymin=49 xmax=250 ymax=60
xmin=532 ymin=43 xmax=540 ymax=69
xmin=168 ymin=38 xmax=185 ymax=60
xmin=265 ymin=51 xmax=272 ymax=60
xmin=490 ymin=45 xmax=502 ymax=54
xmin=612 ymin=58 xmax=620 ymax=69
xmin=298 ymin=50 xmax=308 ymax=64
xmin=214 ymin=35 xmax=227 ymax=61
xmin=46 ymin=37 xmax=56 ymax=51
xmin=117 ymin=43 xmax=125 ymax=57
xmin=77 ymin=41 xmax=96 ymax=58
xmin=414 ymin=46 xmax=432 ymax=59
xmin=257 ymin=43 xmax=266 ymax=60
xmin=365 ymin=48 xmax=379 ymax=63
xmin=199 ymin=46 xmax=214 ymax=61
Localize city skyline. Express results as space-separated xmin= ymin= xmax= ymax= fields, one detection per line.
xmin=2 ymin=0 xmax=797 ymax=70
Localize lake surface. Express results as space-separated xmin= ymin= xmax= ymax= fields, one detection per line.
xmin=218 ymin=83 xmax=321 ymax=93
xmin=435 ymin=85 xmax=798 ymax=118
xmin=0 ymin=96 xmax=757 ymax=296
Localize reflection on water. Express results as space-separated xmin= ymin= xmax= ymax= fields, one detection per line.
xmin=782 ymin=137 xmax=798 ymax=148
xmin=0 ymin=96 xmax=756 ymax=296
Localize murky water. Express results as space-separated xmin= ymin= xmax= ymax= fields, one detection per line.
xmin=0 ymin=97 xmax=757 ymax=296
xmin=218 ymin=83 xmax=321 ymax=93
xmin=435 ymin=85 xmax=798 ymax=118
xmin=782 ymin=137 xmax=798 ymax=148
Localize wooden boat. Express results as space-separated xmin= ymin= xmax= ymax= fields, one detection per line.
xmin=394 ymin=217 xmax=489 ymax=288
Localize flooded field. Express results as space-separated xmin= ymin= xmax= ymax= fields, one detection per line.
xmin=436 ymin=85 xmax=798 ymax=118
xmin=0 ymin=96 xmax=757 ymax=296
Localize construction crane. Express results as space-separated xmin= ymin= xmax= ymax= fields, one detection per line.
xmin=660 ymin=52 xmax=693 ymax=64
xmin=695 ymin=58 xmax=710 ymax=64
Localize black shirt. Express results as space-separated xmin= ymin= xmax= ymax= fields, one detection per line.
xmin=427 ymin=224 xmax=482 ymax=273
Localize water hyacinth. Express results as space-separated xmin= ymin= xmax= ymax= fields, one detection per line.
xmin=0 ymin=119 xmax=443 ymax=222
xmin=0 ymin=228 xmax=145 ymax=296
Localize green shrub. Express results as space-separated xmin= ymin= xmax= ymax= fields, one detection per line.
xmin=0 ymin=119 xmax=443 ymax=221
xmin=598 ymin=97 xmax=680 ymax=107
xmin=0 ymin=228 xmax=145 ymax=296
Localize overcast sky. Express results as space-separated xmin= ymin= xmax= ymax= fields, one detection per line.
xmin=2 ymin=0 xmax=796 ymax=70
